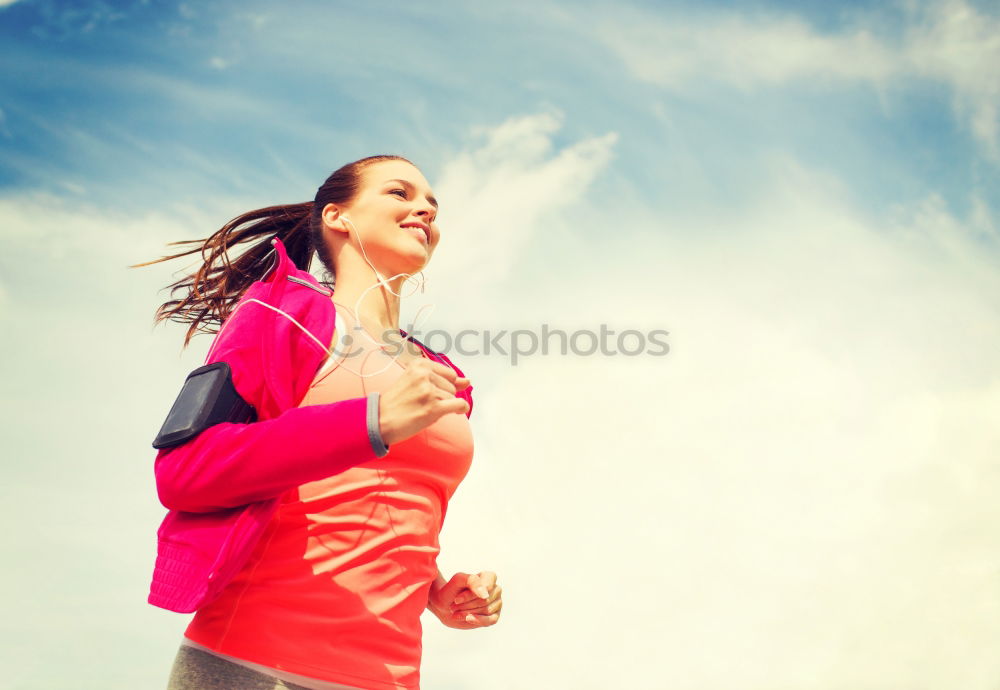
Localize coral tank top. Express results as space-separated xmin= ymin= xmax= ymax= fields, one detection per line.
xmin=183 ymin=303 xmax=475 ymax=690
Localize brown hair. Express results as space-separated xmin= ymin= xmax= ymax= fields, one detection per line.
xmin=131 ymin=154 xmax=412 ymax=347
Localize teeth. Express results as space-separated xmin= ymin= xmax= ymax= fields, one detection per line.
xmin=405 ymin=226 xmax=427 ymax=242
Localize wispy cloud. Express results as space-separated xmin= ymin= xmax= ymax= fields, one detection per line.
xmin=906 ymin=0 xmax=1000 ymax=159
xmin=21 ymin=0 xmax=132 ymax=38
xmin=427 ymin=111 xmax=618 ymax=296
xmin=208 ymin=55 xmax=234 ymax=70
xmin=591 ymin=0 xmax=1000 ymax=158
xmin=426 ymin=150 xmax=1000 ymax=688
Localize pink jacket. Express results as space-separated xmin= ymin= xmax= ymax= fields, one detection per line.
xmin=148 ymin=236 xmax=473 ymax=613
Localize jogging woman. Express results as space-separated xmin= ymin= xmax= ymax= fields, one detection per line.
xmin=136 ymin=155 xmax=502 ymax=690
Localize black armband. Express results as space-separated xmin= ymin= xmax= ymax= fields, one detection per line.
xmin=152 ymin=361 xmax=257 ymax=449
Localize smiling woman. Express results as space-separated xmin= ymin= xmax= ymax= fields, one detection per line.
xmin=131 ymin=155 xmax=503 ymax=690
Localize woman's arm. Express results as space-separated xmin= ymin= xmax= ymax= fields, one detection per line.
xmin=153 ymin=294 xmax=386 ymax=513
xmin=154 ymin=301 xmax=469 ymax=513
xmin=155 ymin=356 xmax=468 ymax=514
xmin=154 ymin=396 xmax=377 ymax=513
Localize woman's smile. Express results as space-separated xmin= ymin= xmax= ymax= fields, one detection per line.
xmin=401 ymin=221 xmax=431 ymax=244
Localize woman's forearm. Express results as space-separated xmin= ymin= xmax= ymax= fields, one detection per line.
xmin=427 ymin=569 xmax=447 ymax=614
xmin=154 ymin=397 xmax=376 ymax=512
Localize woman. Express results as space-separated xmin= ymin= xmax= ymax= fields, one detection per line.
xmin=136 ymin=155 xmax=502 ymax=690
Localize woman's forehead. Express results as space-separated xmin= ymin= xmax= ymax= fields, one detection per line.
xmin=363 ymin=159 xmax=430 ymax=189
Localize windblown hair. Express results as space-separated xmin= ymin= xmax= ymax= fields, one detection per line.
xmin=130 ymin=155 xmax=411 ymax=348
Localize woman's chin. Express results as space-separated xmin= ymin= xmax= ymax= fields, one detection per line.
xmin=398 ymin=249 xmax=432 ymax=274
xmin=384 ymin=256 xmax=429 ymax=281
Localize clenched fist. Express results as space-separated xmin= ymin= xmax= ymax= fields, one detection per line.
xmin=377 ymin=359 xmax=470 ymax=446
xmin=427 ymin=571 xmax=503 ymax=629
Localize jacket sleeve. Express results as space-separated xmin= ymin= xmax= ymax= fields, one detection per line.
xmin=154 ymin=396 xmax=376 ymax=513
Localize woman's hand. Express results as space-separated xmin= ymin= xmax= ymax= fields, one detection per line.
xmin=378 ymin=359 xmax=470 ymax=446
xmin=427 ymin=571 xmax=502 ymax=629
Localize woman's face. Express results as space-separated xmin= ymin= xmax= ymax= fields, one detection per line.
xmin=324 ymin=159 xmax=441 ymax=276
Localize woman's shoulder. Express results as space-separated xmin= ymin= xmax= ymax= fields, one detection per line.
xmin=215 ymin=272 xmax=334 ymax=348
xmin=203 ymin=272 xmax=335 ymax=413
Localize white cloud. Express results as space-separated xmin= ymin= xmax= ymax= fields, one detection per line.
xmin=600 ymin=14 xmax=896 ymax=87
xmin=424 ymin=152 xmax=1000 ymax=687
xmin=0 ymin=194 xmax=223 ymax=686
xmin=592 ymin=0 xmax=1000 ymax=158
xmin=906 ymin=0 xmax=1000 ymax=157
xmin=425 ymin=111 xmax=618 ymax=300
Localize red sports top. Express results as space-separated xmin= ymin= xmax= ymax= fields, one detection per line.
xmin=184 ymin=305 xmax=475 ymax=690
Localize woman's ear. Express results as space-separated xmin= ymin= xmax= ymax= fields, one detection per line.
xmin=321 ymin=203 xmax=350 ymax=235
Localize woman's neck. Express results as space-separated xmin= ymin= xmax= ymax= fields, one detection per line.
xmin=329 ymin=268 xmax=407 ymax=337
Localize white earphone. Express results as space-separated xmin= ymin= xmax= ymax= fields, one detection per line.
xmin=332 ymin=214 xmax=435 ymax=378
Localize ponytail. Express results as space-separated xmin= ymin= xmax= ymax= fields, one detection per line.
xmin=133 ymin=154 xmax=412 ymax=349
xmin=129 ymin=202 xmax=314 ymax=348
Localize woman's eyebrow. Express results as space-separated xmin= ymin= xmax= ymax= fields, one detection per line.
xmin=386 ymin=178 xmax=439 ymax=209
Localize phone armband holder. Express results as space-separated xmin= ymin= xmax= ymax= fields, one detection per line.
xmin=152 ymin=361 xmax=257 ymax=449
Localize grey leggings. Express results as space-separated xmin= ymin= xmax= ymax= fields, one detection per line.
xmin=166 ymin=645 xmax=318 ymax=690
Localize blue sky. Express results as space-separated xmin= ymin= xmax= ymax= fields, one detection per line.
xmin=2 ymin=1 xmax=999 ymax=688
xmin=2 ymin=0 xmax=995 ymax=217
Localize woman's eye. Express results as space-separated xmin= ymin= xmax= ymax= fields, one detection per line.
xmin=389 ymin=189 xmax=407 ymax=198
